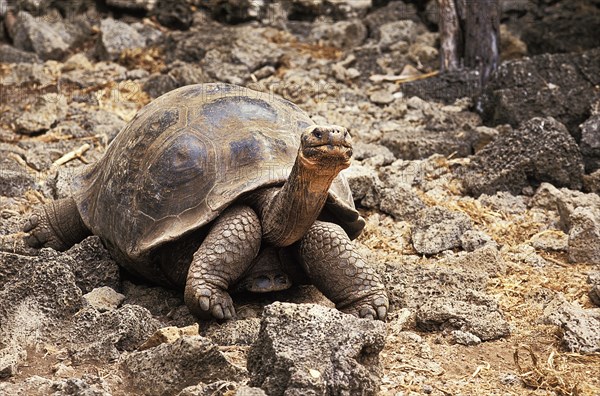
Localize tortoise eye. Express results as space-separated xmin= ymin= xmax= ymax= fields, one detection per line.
xmin=312 ymin=130 xmax=322 ymax=139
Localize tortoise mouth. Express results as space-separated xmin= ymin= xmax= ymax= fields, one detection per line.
xmin=301 ymin=143 xmax=352 ymax=166
xmin=304 ymin=142 xmax=352 ymax=152
xmin=308 ymin=141 xmax=352 ymax=150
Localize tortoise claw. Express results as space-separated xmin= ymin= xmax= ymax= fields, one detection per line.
xmin=23 ymin=213 xmax=45 ymax=248
xmin=359 ymin=307 xmax=376 ymax=320
xmin=185 ymin=281 xmax=236 ymax=321
xmin=23 ymin=210 xmax=66 ymax=250
xmin=341 ymin=292 xmax=389 ymax=321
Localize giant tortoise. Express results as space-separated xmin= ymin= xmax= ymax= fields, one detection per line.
xmin=24 ymin=83 xmax=388 ymax=321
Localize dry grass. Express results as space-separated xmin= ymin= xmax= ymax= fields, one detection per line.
xmin=118 ymin=47 xmax=166 ymax=74
xmin=268 ymin=30 xmax=344 ymax=62
xmin=514 ymin=345 xmax=581 ymax=395
xmin=371 ymin=169 xmax=600 ymax=395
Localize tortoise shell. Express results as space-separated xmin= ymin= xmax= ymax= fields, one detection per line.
xmin=73 ymin=83 xmax=364 ymax=261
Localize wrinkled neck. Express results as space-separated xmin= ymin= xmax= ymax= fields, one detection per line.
xmin=252 ymin=156 xmax=341 ymax=247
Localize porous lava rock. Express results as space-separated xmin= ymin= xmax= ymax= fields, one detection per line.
xmin=248 ymin=302 xmax=386 ymax=396
xmin=462 ymin=117 xmax=584 ymax=197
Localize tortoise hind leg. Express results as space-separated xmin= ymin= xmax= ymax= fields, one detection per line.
xmin=23 ymin=197 xmax=91 ymax=251
xmin=185 ymin=205 xmax=262 ymax=320
xmin=296 ymin=221 xmax=389 ymax=321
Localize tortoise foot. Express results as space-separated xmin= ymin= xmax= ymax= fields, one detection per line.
xmin=23 ymin=211 xmax=69 ymax=251
xmin=185 ymin=281 xmax=236 ymax=321
xmin=340 ymin=291 xmax=389 ymax=321
xmin=23 ymin=198 xmax=90 ymax=252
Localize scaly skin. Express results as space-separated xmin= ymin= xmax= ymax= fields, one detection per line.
xmin=23 ymin=197 xmax=90 ymax=251
xmin=184 ymin=205 xmax=262 ymax=320
xmin=297 ymin=221 xmax=388 ymax=320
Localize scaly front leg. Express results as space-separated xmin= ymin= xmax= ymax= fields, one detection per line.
xmin=296 ymin=221 xmax=388 ymax=320
xmin=185 ymin=205 xmax=262 ymax=320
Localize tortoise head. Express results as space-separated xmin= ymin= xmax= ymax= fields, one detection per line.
xmin=299 ymin=125 xmax=353 ymax=170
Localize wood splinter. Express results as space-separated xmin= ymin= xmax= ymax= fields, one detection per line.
xmin=52 ymin=143 xmax=91 ymax=168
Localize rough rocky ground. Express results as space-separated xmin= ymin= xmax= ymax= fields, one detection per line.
xmin=1 ymin=0 xmax=600 ymax=395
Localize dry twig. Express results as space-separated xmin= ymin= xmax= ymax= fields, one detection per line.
xmin=514 ymin=344 xmax=580 ymax=396
xmin=52 ymin=143 xmax=91 ymax=168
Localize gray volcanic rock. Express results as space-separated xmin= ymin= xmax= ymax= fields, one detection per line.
xmin=0 ymin=43 xmax=41 ymax=63
xmin=143 ymin=73 xmax=179 ymax=98
xmin=203 ymin=318 xmax=261 ymax=346
xmin=132 ymin=22 xmax=164 ymax=46
xmin=310 ymin=19 xmax=367 ymax=50
xmin=123 ymin=336 xmax=246 ymax=396
xmin=462 ymin=117 xmax=584 ymax=197
xmin=411 ymin=206 xmax=473 ymax=255
xmin=204 ymin=0 xmax=268 ymax=23
xmin=154 ymin=0 xmax=193 ymax=30
xmin=285 ymin=0 xmax=372 ymax=20
xmin=122 ymin=282 xmax=183 ymax=318
xmin=386 ymin=263 xmax=509 ymax=342
xmin=344 ymin=164 xmax=378 ymax=202
xmin=378 ymin=20 xmax=418 ymax=50
xmin=345 ymin=163 xmax=426 ymax=222
xmin=352 ymin=142 xmax=395 ymax=166
xmin=163 ymin=25 xmax=282 ymax=84
xmin=0 ymin=249 xmax=83 ymax=322
xmin=248 ymin=302 xmax=386 ymax=396
xmin=530 ymin=183 xmax=600 ymax=231
xmin=377 ymin=183 xmax=426 ymax=222
xmin=439 ymin=245 xmax=506 ymax=277
xmin=178 ymin=382 xmax=266 ymax=396
xmin=583 ymin=169 xmax=600 ymax=194
xmin=543 ymin=294 xmax=600 ymax=353
xmin=167 ymin=61 xmax=211 ymax=87
xmin=0 ymin=346 xmax=26 ymax=378
xmin=398 ymin=70 xmax=482 ymax=104
xmin=479 ymin=48 xmax=600 ymax=138
xmin=106 ymin=0 xmax=157 ymax=11
xmin=567 ymin=207 xmax=600 ymax=264
xmin=13 ymin=93 xmax=67 ymax=134
xmin=460 ymin=230 xmax=498 ymax=252
xmin=380 ymin=97 xmax=481 ymax=160
xmin=478 ymin=191 xmax=528 ymax=215
xmin=589 ymin=272 xmax=600 ymax=307
xmin=65 ymin=237 xmax=121 ymax=294
xmin=520 ymin=1 xmax=600 ymax=55
xmin=96 ymin=18 xmax=146 ymax=61
xmin=580 ymin=114 xmax=600 ymax=172
xmin=83 ymin=286 xmax=126 ymax=312
xmin=0 ymin=250 xmax=84 ymax=377
xmin=68 ymin=305 xmax=160 ymax=364
xmin=0 ymin=146 xmax=36 ymax=197
xmin=591 ymin=286 xmax=600 ymax=307
xmin=530 ymin=231 xmax=568 ymax=252
xmin=11 ymin=11 xmax=69 ymax=60
xmin=205 ymin=0 xmax=371 ymax=26
xmin=364 ymin=0 xmax=419 ymax=40
xmin=2 ymin=62 xmax=55 ymax=85
xmin=0 ymin=375 xmax=112 ymax=395
xmin=381 ymin=124 xmax=473 ymax=159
